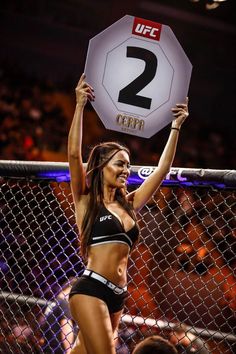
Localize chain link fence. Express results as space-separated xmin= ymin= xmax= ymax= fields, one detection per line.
xmin=0 ymin=162 xmax=235 ymax=353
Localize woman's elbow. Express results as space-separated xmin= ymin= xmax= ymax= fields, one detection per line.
xmin=68 ymin=151 xmax=80 ymax=160
xmin=157 ymin=165 xmax=170 ymax=181
xmin=68 ymin=144 xmax=81 ymax=160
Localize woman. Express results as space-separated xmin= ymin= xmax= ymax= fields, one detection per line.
xmin=68 ymin=73 xmax=189 ymax=354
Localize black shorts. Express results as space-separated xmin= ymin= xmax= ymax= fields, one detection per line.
xmin=69 ymin=274 xmax=128 ymax=314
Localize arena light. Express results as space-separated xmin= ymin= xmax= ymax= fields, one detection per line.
xmin=190 ymin=0 xmax=228 ymax=10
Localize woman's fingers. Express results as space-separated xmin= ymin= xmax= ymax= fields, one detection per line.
xmin=77 ymin=80 xmax=94 ymax=93
xmin=172 ymin=107 xmax=188 ymax=114
xmin=175 ymin=104 xmax=188 ymax=109
xmin=172 ymin=108 xmax=188 ymax=115
xmin=173 ymin=97 xmax=189 ymax=109
xmin=83 ymin=87 xmax=95 ymax=100
xmin=171 ymin=97 xmax=189 ymax=124
xmin=82 ymin=82 xmax=94 ymax=92
xmin=172 ymin=101 xmax=188 ymax=117
xmin=75 ymin=74 xmax=95 ymax=103
xmin=78 ymin=73 xmax=86 ymax=86
xmin=86 ymin=91 xmax=95 ymax=101
xmin=80 ymin=88 xmax=95 ymax=102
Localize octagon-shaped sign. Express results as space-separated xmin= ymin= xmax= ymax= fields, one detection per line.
xmin=85 ymin=15 xmax=192 ymax=138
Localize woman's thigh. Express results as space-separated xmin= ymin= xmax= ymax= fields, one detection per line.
xmin=110 ymin=310 xmax=124 ymax=350
xmin=69 ymin=294 xmax=116 ymax=354
xmin=70 ymin=331 xmax=87 ymax=354
xmin=110 ymin=309 xmax=123 ymax=332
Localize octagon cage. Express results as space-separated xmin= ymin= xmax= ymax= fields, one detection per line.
xmin=0 ymin=161 xmax=235 ymax=354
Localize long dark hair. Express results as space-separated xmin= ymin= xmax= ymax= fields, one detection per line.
xmin=80 ymin=141 xmax=135 ymax=260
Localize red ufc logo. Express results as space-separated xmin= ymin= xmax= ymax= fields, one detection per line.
xmin=132 ymin=17 xmax=162 ymax=41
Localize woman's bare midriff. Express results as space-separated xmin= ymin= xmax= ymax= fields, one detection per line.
xmin=86 ymin=243 xmax=129 ymax=287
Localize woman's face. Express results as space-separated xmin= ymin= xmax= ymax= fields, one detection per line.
xmin=102 ymin=150 xmax=130 ymax=188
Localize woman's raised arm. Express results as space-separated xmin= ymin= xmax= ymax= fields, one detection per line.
xmin=129 ymin=98 xmax=189 ymax=212
xmin=68 ymin=74 xmax=95 ymax=205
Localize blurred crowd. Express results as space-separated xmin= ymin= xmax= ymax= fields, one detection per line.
xmin=0 ymin=66 xmax=235 ymax=169
xmin=0 ymin=67 xmax=69 ymax=162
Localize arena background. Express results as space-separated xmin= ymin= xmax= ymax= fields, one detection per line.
xmin=0 ymin=0 xmax=235 ymax=169
xmin=0 ymin=1 xmax=235 ymax=353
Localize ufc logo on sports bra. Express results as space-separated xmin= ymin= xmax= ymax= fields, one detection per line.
xmin=100 ymin=215 xmax=112 ymax=222
xmin=132 ymin=17 xmax=162 ymax=41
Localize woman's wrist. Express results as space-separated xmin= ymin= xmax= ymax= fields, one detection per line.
xmin=76 ymin=101 xmax=85 ymax=109
xmin=171 ymin=126 xmax=181 ymax=131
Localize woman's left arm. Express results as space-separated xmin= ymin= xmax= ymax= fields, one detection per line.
xmin=129 ymin=98 xmax=189 ymax=212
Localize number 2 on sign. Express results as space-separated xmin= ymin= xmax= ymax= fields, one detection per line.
xmin=118 ymin=46 xmax=157 ymax=109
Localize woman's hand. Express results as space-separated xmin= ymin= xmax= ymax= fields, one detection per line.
xmin=171 ymin=97 xmax=189 ymax=129
xmin=75 ymin=73 xmax=95 ymax=107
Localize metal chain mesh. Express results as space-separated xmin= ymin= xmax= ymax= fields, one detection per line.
xmin=0 ymin=177 xmax=235 ymax=353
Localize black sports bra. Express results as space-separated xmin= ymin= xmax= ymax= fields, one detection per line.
xmin=88 ymin=204 xmax=139 ymax=250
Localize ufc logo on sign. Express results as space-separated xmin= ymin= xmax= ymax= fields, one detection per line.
xmin=132 ymin=17 xmax=162 ymax=41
